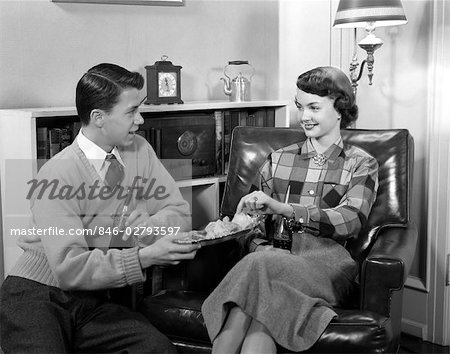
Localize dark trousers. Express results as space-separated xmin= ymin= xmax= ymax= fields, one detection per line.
xmin=0 ymin=276 xmax=176 ymax=354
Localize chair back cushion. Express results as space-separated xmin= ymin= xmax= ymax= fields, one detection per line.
xmin=221 ymin=127 xmax=414 ymax=262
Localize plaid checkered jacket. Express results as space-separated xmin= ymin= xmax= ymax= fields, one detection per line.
xmin=256 ymin=138 xmax=379 ymax=243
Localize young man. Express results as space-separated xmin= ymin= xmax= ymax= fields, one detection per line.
xmin=0 ymin=63 xmax=199 ymax=353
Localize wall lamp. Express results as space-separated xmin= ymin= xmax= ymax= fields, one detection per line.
xmin=333 ymin=0 xmax=407 ymax=95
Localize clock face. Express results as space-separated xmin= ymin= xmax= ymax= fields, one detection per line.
xmin=158 ymin=72 xmax=177 ymax=97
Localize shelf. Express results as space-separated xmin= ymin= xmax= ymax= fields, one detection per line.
xmin=175 ymin=175 xmax=227 ymax=188
xmin=0 ymin=100 xmax=290 ymax=118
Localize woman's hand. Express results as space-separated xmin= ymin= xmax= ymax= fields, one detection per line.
xmin=236 ymin=191 xmax=293 ymax=217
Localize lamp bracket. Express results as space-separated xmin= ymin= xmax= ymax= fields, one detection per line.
xmin=353 ymin=59 xmax=367 ymax=82
xmin=349 ymin=39 xmax=383 ymax=96
xmin=350 ymin=59 xmax=366 ymax=96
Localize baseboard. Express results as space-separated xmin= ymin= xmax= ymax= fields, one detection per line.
xmin=405 ymin=275 xmax=427 ymax=292
xmin=402 ymin=318 xmax=427 ymax=339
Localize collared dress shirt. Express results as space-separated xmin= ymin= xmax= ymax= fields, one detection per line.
xmin=76 ymin=129 xmax=125 ymax=182
xmin=256 ymin=137 xmax=379 ymax=243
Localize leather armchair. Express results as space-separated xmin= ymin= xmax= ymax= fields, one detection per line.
xmin=139 ymin=127 xmax=418 ymax=353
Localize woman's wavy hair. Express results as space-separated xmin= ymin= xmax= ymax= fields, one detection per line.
xmin=296 ymin=67 xmax=358 ymax=128
xmin=76 ymin=63 xmax=144 ymax=125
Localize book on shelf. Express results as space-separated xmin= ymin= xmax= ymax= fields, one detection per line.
xmin=36 ymin=127 xmax=49 ymax=169
xmin=48 ymin=126 xmax=74 ymax=157
xmin=238 ymin=111 xmax=248 ymax=126
xmin=223 ymin=111 xmax=232 ymax=174
xmin=214 ymin=111 xmax=224 ymax=175
xmin=254 ymin=110 xmax=265 ymax=127
xmin=266 ymin=108 xmax=275 ymax=127
xmin=60 ymin=127 xmax=71 ymax=150
xmin=148 ymin=128 xmax=161 ymax=157
xmin=230 ymin=111 xmax=240 ymax=131
xmin=49 ymin=128 xmax=62 ymax=157
xmin=36 ymin=122 xmax=81 ymax=169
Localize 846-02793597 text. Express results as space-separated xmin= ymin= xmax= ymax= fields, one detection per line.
xmin=87 ymin=225 xmax=181 ymax=237
xmin=121 ymin=226 xmax=180 ymax=237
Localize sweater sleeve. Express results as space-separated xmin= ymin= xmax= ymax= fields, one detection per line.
xmin=29 ymin=158 xmax=145 ymax=291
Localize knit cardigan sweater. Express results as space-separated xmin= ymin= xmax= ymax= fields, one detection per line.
xmin=9 ymin=135 xmax=191 ymax=290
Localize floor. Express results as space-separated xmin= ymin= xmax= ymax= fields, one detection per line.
xmin=400 ymin=333 xmax=449 ymax=354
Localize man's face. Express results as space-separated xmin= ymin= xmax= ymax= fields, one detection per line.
xmin=100 ymin=88 xmax=145 ymax=151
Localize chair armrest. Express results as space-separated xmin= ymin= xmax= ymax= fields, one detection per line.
xmin=360 ymin=222 xmax=418 ymax=316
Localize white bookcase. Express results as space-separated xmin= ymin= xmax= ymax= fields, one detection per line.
xmin=0 ymin=100 xmax=289 ymax=278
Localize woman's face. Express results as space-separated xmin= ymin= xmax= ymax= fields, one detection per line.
xmin=295 ymin=88 xmax=341 ymax=145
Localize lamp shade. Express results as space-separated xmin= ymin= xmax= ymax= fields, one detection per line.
xmin=333 ymin=0 xmax=407 ymax=28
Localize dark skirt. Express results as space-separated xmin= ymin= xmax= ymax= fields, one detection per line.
xmin=201 ymin=234 xmax=358 ymax=352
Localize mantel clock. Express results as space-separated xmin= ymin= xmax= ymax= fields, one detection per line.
xmin=145 ymin=56 xmax=183 ymax=105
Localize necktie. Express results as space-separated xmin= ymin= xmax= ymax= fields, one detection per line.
xmin=105 ymin=154 xmax=124 ymax=188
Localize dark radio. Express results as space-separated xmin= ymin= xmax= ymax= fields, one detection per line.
xmin=139 ymin=112 xmax=216 ymax=180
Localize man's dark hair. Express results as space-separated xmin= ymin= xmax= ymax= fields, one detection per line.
xmin=297 ymin=66 xmax=358 ymax=128
xmin=76 ymin=63 xmax=144 ymax=125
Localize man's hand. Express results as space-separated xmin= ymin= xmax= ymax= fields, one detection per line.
xmin=122 ymin=209 xmax=156 ymax=245
xmin=138 ymin=233 xmax=200 ymax=269
xmin=123 ymin=209 xmax=148 ymax=238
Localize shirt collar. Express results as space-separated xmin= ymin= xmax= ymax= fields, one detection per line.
xmin=76 ymin=129 xmax=125 ymax=175
xmin=299 ymin=137 xmax=344 ymax=162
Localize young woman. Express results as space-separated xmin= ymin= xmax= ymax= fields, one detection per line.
xmin=201 ymin=66 xmax=379 ymax=353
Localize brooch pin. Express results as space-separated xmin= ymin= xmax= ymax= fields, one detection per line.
xmin=312 ymin=153 xmax=328 ymax=166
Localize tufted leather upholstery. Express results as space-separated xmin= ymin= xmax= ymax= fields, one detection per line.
xmin=139 ymin=127 xmax=418 ymax=353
